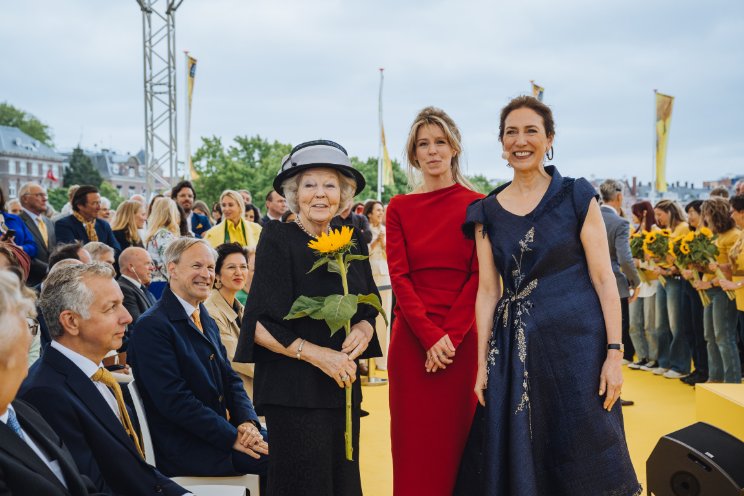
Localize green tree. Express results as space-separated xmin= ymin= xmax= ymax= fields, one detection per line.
xmin=47 ymin=187 xmax=69 ymax=212
xmin=467 ymin=174 xmax=503 ymax=195
xmin=63 ymin=147 xmax=103 ymax=187
xmin=0 ymin=102 xmax=53 ymax=146
xmin=192 ymin=135 xmax=292 ymax=207
xmin=352 ymin=157 xmax=409 ymax=203
xmin=99 ymin=181 xmax=125 ymax=210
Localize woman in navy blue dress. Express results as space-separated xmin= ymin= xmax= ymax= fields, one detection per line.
xmin=465 ymin=96 xmax=640 ymax=495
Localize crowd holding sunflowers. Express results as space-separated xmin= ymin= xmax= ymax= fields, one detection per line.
xmin=624 ymin=189 xmax=744 ymax=386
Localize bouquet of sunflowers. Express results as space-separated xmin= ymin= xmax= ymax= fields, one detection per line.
xmin=685 ymin=227 xmax=736 ymax=300
xmin=670 ymin=231 xmax=711 ymax=306
xmin=630 ymin=232 xmax=650 ymax=284
xmin=642 ymin=228 xmax=672 ymax=286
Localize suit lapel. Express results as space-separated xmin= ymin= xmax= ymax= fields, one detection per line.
xmin=46 ymin=348 xmax=143 ymax=460
xmin=120 ymin=277 xmax=151 ymax=309
xmin=0 ymin=419 xmax=64 ymax=488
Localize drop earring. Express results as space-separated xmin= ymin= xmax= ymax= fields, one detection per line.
xmin=545 ymin=146 xmax=554 ymax=161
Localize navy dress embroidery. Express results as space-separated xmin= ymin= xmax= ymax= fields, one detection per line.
xmin=464 ymin=166 xmax=640 ymax=496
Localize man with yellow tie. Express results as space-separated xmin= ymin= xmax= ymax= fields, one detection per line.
xmin=19 ymin=262 xmax=189 ymax=495
xmin=128 ymin=237 xmax=269 ymax=488
xmin=18 ymin=182 xmax=54 ymax=286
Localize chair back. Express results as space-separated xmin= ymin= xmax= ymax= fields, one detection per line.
xmin=127 ymin=380 xmax=157 ymax=463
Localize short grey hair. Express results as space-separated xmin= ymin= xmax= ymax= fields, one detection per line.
xmin=100 ymin=196 xmax=111 ymax=209
xmin=40 ymin=263 xmax=116 ymax=339
xmin=599 ymin=179 xmax=623 ymax=203
xmin=0 ymin=271 xmax=36 ymax=357
xmin=282 ymin=169 xmax=357 ymax=215
xmin=162 ymin=237 xmax=217 ymax=279
xmin=19 ymin=181 xmax=46 ymax=198
xmin=83 ymin=242 xmax=114 ymax=262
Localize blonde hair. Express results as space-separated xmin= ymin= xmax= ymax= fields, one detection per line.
xmin=0 ymin=271 xmax=36 ymax=354
xmin=219 ymin=190 xmax=245 ymax=222
xmin=111 ymin=200 xmax=143 ymax=245
xmin=404 ymin=106 xmax=475 ymax=191
xmin=282 ymin=169 xmax=356 ymax=215
xmin=145 ymin=197 xmax=180 ymax=244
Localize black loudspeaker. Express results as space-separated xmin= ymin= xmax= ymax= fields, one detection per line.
xmin=647 ymin=422 xmax=744 ymax=496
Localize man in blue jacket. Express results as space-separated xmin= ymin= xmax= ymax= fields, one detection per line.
xmin=20 ymin=262 xmax=187 ymax=495
xmin=128 ymin=237 xmax=268 ymax=482
xmin=172 ymin=180 xmax=211 ymax=238
xmin=54 ymin=185 xmax=121 ymax=258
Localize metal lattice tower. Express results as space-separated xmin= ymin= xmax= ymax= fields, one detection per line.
xmin=137 ymin=0 xmax=183 ymax=196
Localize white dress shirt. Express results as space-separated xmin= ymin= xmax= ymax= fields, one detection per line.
xmin=173 ymin=291 xmax=198 ymax=320
xmin=1 ymin=404 xmax=68 ymax=488
xmin=50 ymin=341 xmax=120 ymax=421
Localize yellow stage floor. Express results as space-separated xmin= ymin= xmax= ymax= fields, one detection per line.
xmin=358 ymin=366 xmax=700 ymax=495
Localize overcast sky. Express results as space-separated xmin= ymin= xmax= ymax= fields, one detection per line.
xmin=4 ymin=0 xmax=742 ymax=185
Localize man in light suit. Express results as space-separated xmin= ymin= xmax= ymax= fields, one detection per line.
xmin=18 ymin=182 xmax=56 ymax=286
xmin=117 ymin=247 xmax=157 ymax=324
xmin=19 ymin=263 xmax=187 ymax=495
xmin=599 ymin=180 xmax=641 ymax=366
xmin=0 ymin=271 xmax=104 ymax=495
xmin=128 ymin=238 xmax=268 ymax=484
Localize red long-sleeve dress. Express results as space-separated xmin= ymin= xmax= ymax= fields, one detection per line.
xmin=386 ymin=183 xmax=483 ymax=495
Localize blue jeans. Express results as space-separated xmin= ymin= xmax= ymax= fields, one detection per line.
xmin=629 ymin=294 xmax=656 ymax=360
xmin=704 ymin=287 xmax=741 ymax=383
xmin=682 ymin=280 xmax=707 ymax=375
xmin=655 ymin=278 xmax=690 ymax=372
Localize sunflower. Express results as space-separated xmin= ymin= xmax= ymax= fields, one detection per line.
xmin=660 ymin=228 xmax=672 ymax=236
xmin=683 ymin=232 xmax=695 ymax=243
xmin=698 ymin=226 xmax=713 ymax=238
xmin=307 ymin=226 xmax=355 ymax=254
xmin=680 ymin=242 xmax=690 ymax=255
xmin=645 ymin=233 xmax=657 ymax=244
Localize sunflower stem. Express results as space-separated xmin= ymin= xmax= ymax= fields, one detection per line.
xmin=336 ymin=252 xmax=354 ymax=461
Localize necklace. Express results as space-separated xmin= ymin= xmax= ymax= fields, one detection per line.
xmin=295 ymin=218 xmax=330 ymax=239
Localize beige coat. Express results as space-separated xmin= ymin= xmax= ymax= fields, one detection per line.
xmin=204 ymin=289 xmax=254 ymax=398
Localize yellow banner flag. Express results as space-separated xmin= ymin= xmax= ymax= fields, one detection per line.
xmin=531 ymin=80 xmax=544 ymax=101
xmin=185 ymin=53 xmax=198 ymax=180
xmin=655 ymin=92 xmax=674 ymax=193
xmin=381 ymin=126 xmax=394 ymax=186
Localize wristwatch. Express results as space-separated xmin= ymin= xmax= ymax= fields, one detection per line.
xmin=607 ymin=343 xmax=624 ymax=353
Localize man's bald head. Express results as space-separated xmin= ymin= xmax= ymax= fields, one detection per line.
xmin=119 ymin=247 xmax=154 ymax=286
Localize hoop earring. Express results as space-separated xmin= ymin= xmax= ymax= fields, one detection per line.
xmin=545 ymin=146 xmax=554 ymax=161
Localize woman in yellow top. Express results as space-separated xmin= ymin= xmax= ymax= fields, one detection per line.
xmin=651 ymin=199 xmax=691 ymax=378
xmin=719 ymin=195 xmax=744 ymax=354
xmin=203 ymin=190 xmax=262 ymax=250
xmin=693 ymin=197 xmax=741 ymax=383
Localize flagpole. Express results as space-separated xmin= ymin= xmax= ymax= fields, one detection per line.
xmin=651 ymin=89 xmax=657 ymax=202
xmin=184 ymin=50 xmax=191 ymax=181
xmin=377 ymin=68 xmax=384 ymax=202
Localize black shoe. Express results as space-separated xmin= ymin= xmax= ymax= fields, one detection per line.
xmin=682 ymin=370 xmax=708 ymax=385
xmin=620 ymin=398 xmax=634 ymax=407
xmin=359 ymin=409 xmax=370 ymax=417
xmin=628 ymin=358 xmax=648 ymax=370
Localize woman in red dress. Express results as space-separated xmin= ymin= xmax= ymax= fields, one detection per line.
xmin=386 ymin=107 xmax=483 ymax=495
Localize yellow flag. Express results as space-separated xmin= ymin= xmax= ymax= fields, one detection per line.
xmin=185 ymin=53 xmax=198 ymax=180
xmin=531 ymin=80 xmax=544 ymax=101
xmin=655 ymin=92 xmax=674 ymax=193
xmin=381 ymin=126 xmax=394 ymax=186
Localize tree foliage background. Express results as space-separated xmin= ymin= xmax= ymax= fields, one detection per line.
xmin=63 ymin=147 xmax=103 ymax=187
xmin=0 ymin=102 xmax=53 ymax=146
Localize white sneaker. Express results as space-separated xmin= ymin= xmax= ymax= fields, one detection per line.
xmin=640 ymin=360 xmax=658 ymax=371
xmin=652 ymin=367 xmax=670 ymax=375
xmin=663 ymin=370 xmax=688 ymax=379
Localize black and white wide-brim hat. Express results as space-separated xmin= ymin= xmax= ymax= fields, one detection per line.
xmin=273 ymin=140 xmax=366 ymax=196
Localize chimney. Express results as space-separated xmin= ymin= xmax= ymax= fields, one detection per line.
xmin=632 ymin=177 xmax=637 ymax=196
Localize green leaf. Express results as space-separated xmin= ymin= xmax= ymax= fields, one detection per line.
xmin=327 ymin=260 xmax=342 ymax=275
xmin=321 ymin=294 xmax=358 ymax=336
xmin=357 ymin=293 xmax=389 ymax=325
xmin=284 ymin=296 xmax=325 ymax=320
xmin=345 ymin=254 xmax=369 ymax=263
xmin=307 ymin=256 xmax=332 ymax=274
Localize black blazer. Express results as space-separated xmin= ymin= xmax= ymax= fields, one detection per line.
xmin=0 ymin=399 xmax=105 ymax=496
xmin=19 ymin=347 xmax=186 ymax=495
xmin=128 ymin=286 xmax=261 ymax=477
xmin=20 ymin=211 xmax=56 ymax=286
xmin=54 ymin=215 xmax=121 ymax=257
xmin=117 ymin=276 xmax=155 ymax=324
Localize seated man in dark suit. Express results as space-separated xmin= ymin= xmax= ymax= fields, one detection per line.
xmin=172 ymin=180 xmax=211 ymax=238
xmin=117 ymin=247 xmax=157 ymax=324
xmin=0 ymin=270 xmax=105 ymax=496
xmin=129 ymin=237 xmax=268 ymax=482
xmin=54 ymin=185 xmax=121 ymax=258
xmin=19 ymin=262 xmax=188 ymax=495
xmin=19 ymin=182 xmax=57 ymax=286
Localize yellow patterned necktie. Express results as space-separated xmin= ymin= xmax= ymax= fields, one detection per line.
xmin=36 ymin=217 xmax=48 ymax=247
xmin=191 ymin=308 xmax=204 ymax=332
xmin=72 ymin=211 xmax=98 ymax=242
xmin=90 ymin=368 xmax=145 ymax=460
